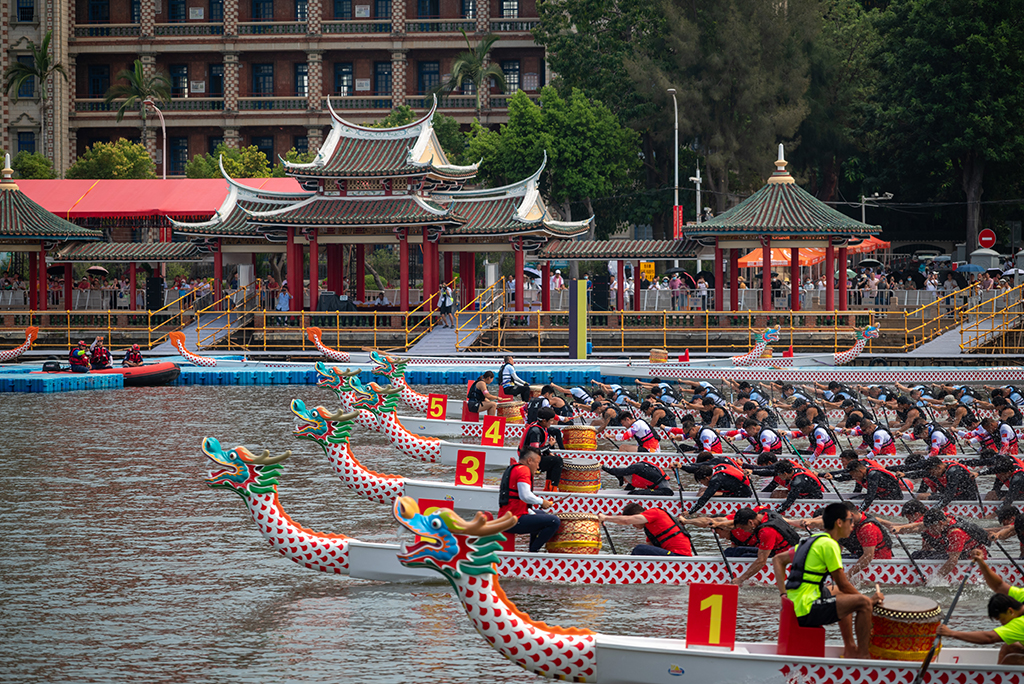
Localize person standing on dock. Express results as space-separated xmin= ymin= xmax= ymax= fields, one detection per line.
xmin=498 ymin=355 xmax=531 ymax=403
xmin=773 ymin=502 xmax=884 ymax=659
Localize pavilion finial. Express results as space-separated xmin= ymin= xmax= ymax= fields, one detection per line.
xmin=0 ymin=153 xmax=17 ymax=191
xmin=767 ymin=143 xmax=794 ymax=185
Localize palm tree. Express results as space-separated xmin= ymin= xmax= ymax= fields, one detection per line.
xmin=3 ymin=31 xmax=68 ymax=160
xmin=435 ymin=30 xmax=507 ymax=113
xmin=103 ymin=60 xmax=171 ymax=151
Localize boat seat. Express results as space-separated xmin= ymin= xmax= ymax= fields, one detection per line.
xmin=462 ymin=380 xmax=480 ymax=422
xmin=499 ymin=534 xmax=516 ymax=552
xmin=777 ymin=598 xmax=825 ymax=657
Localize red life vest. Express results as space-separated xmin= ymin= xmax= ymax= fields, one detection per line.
xmin=712 ymin=462 xmax=751 ymax=488
xmin=642 ymin=509 xmax=693 ymax=556
xmin=630 ymin=462 xmax=668 ymax=489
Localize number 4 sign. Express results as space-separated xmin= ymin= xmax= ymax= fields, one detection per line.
xmin=685 ymin=583 xmax=738 ymax=650
xmin=481 ymin=415 xmax=506 ymax=447
xmin=427 ymin=393 xmax=448 ymax=420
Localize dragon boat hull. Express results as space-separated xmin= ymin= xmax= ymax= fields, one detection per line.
xmin=37 ymin=362 xmax=181 ymax=386
xmin=594 ymin=637 xmax=1022 ymax=684
xmin=605 ymin=362 xmax=1024 ymax=385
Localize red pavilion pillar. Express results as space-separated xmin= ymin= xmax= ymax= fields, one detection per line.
xmin=714 ymin=239 xmax=723 ymax=312
xmin=634 ymin=260 xmax=641 ymax=311
xmin=616 ymin=259 xmax=625 ymax=311
xmin=444 ymin=251 xmax=453 ymax=285
xmin=399 ymin=231 xmax=410 ymax=312
xmin=128 ymin=263 xmax=137 ymax=311
xmin=542 ymin=261 xmax=551 ymax=311
xmin=838 ymin=245 xmax=849 ymax=312
xmin=38 ymin=243 xmax=47 ymax=311
xmin=308 ymin=229 xmax=319 ymax=311
xmin=514 ymin=239 xmax=524 ymax=312
xmin=65 ymin=264 xmax=74 ymax=311
xmin=355 ymin=244 xmax=365 ymax=302
xmin=462 ymin=252 xmax=476 ymax=309
xmin=28 ymin=251 xmax=37 ymax=310
xmin=213 ymin=239 xmax=223 ymax=309
xmin=421 ymin=228 xmax=433 ymax=311
xmin=825 ymin=241 xmax=835 ymax=311
xmin=791 ymin=247 xmax=800 ymax=312
xmin=287 ymin=227 xmax=301 ymax=312
xmin=761 ymin=237 xmax=772 ymax=311
xmin=729 ymin=249 xmax=739 ymax=312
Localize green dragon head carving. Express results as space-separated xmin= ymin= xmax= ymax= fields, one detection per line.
xmin=314 ymin=362 xmax=362 ymax=398
xmin=349 ymin=381 xmax=402 ymax=415
xmin=203 ymin=437 xmax=290 ymax=500
xmin=857 ymin=325 xmax=880 ymax=341
xmin=291 ymin=399 xmax=358 ymax=447
xmin=393 ymin=497 xmax=516 ymax=585
xmin=370 ymin=350 xmax=408 ymax=379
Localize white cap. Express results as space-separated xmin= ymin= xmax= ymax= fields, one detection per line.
xmin=555 ymin=269 xmax=561 ymax=274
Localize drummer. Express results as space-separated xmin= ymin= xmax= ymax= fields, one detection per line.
xmin=518 ymin=407 xmax=565 ymax=491
xmin=602 ymin=461 xmax=674 ymax=496
xmin=598 ymin=502 xmax=693 ymax=556
xmin=498 ymin=448 xmax=561 ymax=553
xmin=936 ymin=549 xmax=1024 ymax=665
xmin=801 ymin=501 xmax=894 ymax=577
xmin=467 ymin=370 xmax=500 ymax=416
xmin=498 ymin=355 xmax=531 ymax=403
xmin=772 ymin=502 xmax=884 ymax=659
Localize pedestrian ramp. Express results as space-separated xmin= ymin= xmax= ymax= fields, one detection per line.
xmin=409 ymin=314 xmax=479 ymax=355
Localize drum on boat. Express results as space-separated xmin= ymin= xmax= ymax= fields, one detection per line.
xmin=869 ymin=595 xmax=942 ymax=661
xmin=558 ymin=457 xmax=602 ymax=493
xmin=562 ymin=425 xmax=598 ymax=451
xmin=498 ymin=401 xmax=525 ymax=423
xmin=649 ymin=348 xmax=669 ymax=364
xmin=545 ymin=512 xmax=601 ymax=555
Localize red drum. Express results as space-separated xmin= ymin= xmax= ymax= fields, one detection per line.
xmin=869 ymin=595 xmax=941 ymax=662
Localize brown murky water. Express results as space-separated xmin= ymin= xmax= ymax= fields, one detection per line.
xmin=1 ymin=384 xmax=997 ymax=683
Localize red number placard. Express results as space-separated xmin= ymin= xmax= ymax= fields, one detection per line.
xmin=427 ymin=393 xmax=448 ymax=420
xmin=417 ymin=498 xmax=454 ymax=515
xmin=685 ymin=583 xmax=738 ymax=650
xmin=455 ymin=450 xmax=486 ymax=487
xmin=481 ymin=415 xmax=506 ymax=447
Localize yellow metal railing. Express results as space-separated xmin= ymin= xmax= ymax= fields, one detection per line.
xmin=147 ymin=289 xmax=208 ymax=347
xmin=195 ymin=282 xmax=262 ymax=349
xmin=959 ymin=283 xmax=1024 ymax=352
xmin=403 ymin=277 xmax=458 ymax=349
xmin=894 ymin=282 xmax=978 ymax=352
xmin=455 ymin=276 xmax=507 ymax=351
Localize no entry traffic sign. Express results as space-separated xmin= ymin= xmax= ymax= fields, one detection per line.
xmin=979 ymin=228 xmax=997 ymax=249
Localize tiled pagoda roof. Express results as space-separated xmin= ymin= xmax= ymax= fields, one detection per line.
xmin=0 ymin=158 xmax=102 ymax=241
xmin=537 ymin=239 xmax=699 ymax=260
xmin=53 ymin=240 xmax=206 ymax=262
xmin=243 ymin=195 xmax=452 ymax=227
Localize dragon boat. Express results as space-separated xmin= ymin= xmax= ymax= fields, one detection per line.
xmin=392 ymin=497 xmax=1024 ymax=683
xmin=0 ymin=327 xmax=38 ymax=362
xmin=211 ymin=403 xmax=1020 ymax=587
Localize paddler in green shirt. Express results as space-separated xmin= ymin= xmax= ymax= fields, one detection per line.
xmin=773 ymin=502 xmax=884 ymax=659
xmin=938 ymin=549 xmax=1024 ymax=665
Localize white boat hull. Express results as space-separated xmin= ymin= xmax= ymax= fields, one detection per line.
xmin=605 ymin=362 xmax=1024 ymax=385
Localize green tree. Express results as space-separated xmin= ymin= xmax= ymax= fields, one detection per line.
xmin=103 ymin=60 xmax=172 ymax=152
xmin=184 ymin=144 xmax=272 ymax=178
xmin=369 ymin=106 xmax=466 ymax=161
xmin=66 ymin=139 xmax=156 ymax=179
xmin=872 ymin=0 xmax=1024 ymax=250
xmin=271 ymin=147 xmax=319 ymax=176
xmin=434 ymin=30 xmax=507 ymax=113
xmin=0 ymin=151 xmax=55 ymax=178
xmin=2 ymin=31 xmax=69 ymax=161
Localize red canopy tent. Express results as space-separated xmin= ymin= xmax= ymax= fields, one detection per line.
xmin=737 ymin=247 xmax=825 ymax=267
xmin=849 ymin=235 xmax=891 ymax=254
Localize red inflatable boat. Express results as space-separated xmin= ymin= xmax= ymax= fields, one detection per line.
xmin=37 ymin=362 xmax=181 ymax=387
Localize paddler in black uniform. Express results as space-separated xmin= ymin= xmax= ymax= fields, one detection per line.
xmin=467 ymin=370 xmax=500 ymax=416
xmin=517 ymin=407 xmax=563 ymax=491
xmin=899 ymin=456 xmax=979 ymax=508
xmin=792 ymin=397 xmax=828 ymax=427
xmin=687 ymin=461 xmax=753 ymax=514
xmin=772 ymin=502 xmax=884 ymax=659
xmin=771 ymin=460 xmax=825 ymax=514
xmin=993 ymin=506 xmax=1024 ymax=559
xmin=602 ymin=461 xmax=673 ymax=496
xmin=842 ymin=459 xmax=907 ymax=510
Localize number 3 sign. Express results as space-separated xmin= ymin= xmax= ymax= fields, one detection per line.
xmin=427 ymin=393 xmax=448 ymax=419
xmin=455 ymin=450 xmax=486 ymax=487
xmin=685 ymin=583 xmax=738 ymax=650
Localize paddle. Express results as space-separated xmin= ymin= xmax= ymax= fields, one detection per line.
xmin=992 ymin=538 xmax=1024 ymax=581
xmin=890 ymin=528 xmax=928 ymax=584
xmin=913 ymin=567 xmax=972 ymax=684
xmin=882 ymin=404 xmax=917 ymax=455
xmin=710 ymin=521 xmax=734 ymax=580
xmin=601 ymin=523 xmax=618 ymax=555
xmin=779 ymin=430 xmax=846 ymax=503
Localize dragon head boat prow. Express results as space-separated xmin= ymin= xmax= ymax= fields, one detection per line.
xmin=314 ymin=362 xmax=362 ymax=397
xmin=349 ymin=381 xmax=402 ymax=414
xmin=393 ymin=497 xmax=598 ymax=682
xmin=306 ymin=326 xmax=350 ymax=363
xmin=202 ymin=437 xmax=290 ymax=497
xmin=291 ymin=399 xmax=359 ymax=444
xmin=369 ymin=349 xmax=408 ymax=378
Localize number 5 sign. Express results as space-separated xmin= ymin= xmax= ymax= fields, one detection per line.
xmin=455 ymin=450 xmax=486 ymax=487
xmin=427 ymin=393 xmax=448 ymax=420
xmin=685 ymin=583 xmax=738 ymax=650
xmin=481 ymin=415 xmax=506 ymax=447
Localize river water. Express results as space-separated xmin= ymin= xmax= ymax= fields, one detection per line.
xmin=1 ymin=385 xmax=999 ymax=683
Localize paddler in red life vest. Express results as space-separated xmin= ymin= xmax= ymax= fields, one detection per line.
xmin=517 ymin=407 xmax=564 ymax=491
xmin=598 ymin=502 xmax=694 ymax=556
xmin=618 ymin=412 xmax=661 ymax=453
xmin=993 ymin=506 xmax=1024 ymax=560
xmin=984 ymin=456 xmax=1024 ymax=507
xmin=89 ymin=336 xmax=112 ymax=370
xmin=686 ymin=460 xmax=754 ymax=515
xmin=68 ymin=340 xmax=91 ymax=373
xmin=601 ymin=461 xmax=674 ymax=496
xmin=838 ymin=459 xmax=910 ymax=511
xmin=727 ymin=506 xmax=802 ymax=586
xmin=837 ymin=416 xmax=897 ymax=457
xmin=786 ymin=416 xmax=839 ymax=458
xmin=497 ymin=448 xmax=561 ymax=553
xmin=802 ymin=500 xmax=894 ymax=578
xmin=773 ymin=502 xmax=884 ymax=659
xmin=982 ymin=416 xmax=1021 ymax=456
xmin=122 ymin=344 xmax=144 ymax=367
xmin=898 ymin=455 xmax=980 ymax=508
xmin=770 ymin=460 xmax=825 ymax=514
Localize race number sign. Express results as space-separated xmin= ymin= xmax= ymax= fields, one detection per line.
xmin=455 ymin=450 xmax=486 ymax=487
xmin=685 ymin=583 xmax=738 ymax=650
xmin=481 ymin=415 xmax=506 ymax=447
xmin=427 ymin=393 xmax=448 ymax=419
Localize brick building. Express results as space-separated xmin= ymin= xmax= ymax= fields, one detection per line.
xmin=3 ymin=0 xmax=545 ymax=177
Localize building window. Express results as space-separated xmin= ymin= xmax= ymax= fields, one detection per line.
xmin=208 ymin=136 xmax=223 ymax=155
xmin=334 ymin=0 xmax=352 ymax=18
xmin=295 ymin=0 xmax=307 ymax=19
xmin=416 ymin=0 xmax=438 ymax=17
xmin=208 ymin=64 xmax=224 ymax=95
xmin=169 ymin=0 xmax=186 ymax=21
xmin=16 ymin=56 xmax=35 ymax=98
xmin=252 ymin=136 xmax=274 ymax=161
xmin=16 ymin=0 xmax=34 ymax=22
xmin=169 ymin=137 xmax=189 ymax=175
xmin=169 ymin=64 xmax=188 ymax=97
xmin=501 ymin=0 xmax=518 ymax=18
xmin=130 ymin=0 xmax=140 ymax=22
xmin=375 ymin=0 xmax=390 ymax=18
xmin=252 ymin=64 xmax=274 ymax=95
xmin=252 ymin=0 xmax=273 ymax=20
xmin=294 ymin=136 xmax=308 ymax=154
xmin=88 ymin=0 xmax=109 ymax=22
xmin=209 ymin=0 xmax=224 ymax=21
xmin=295 ymin=63 xmax=308 ymax=96
xmin=462 ymin=80 xmax=475 ymax=95
xmin=417 ymin=61 xmax=439 ymax=94
xmin=334 ymin=63 xmax=353 ymax=95
xmin=501 ymin=59 xmax=520 ymax=92
xmin=88 ymin=65 xmax=110 ymax=97
xmin=18 ymin=132 xmax=36 ymax=154
xmin=461 ymin=0 xmax=475 ymax=18
xmin=374 ymin=61 xmax=391 ymax=95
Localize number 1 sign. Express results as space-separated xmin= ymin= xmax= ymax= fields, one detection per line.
xmin=685 ymin=583 xmax=738 ymax=650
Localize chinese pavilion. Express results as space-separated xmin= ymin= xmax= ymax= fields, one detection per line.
xmin=171 ymin=99 xmax=593 ymax=312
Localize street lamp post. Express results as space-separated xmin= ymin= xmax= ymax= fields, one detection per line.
xmin=143 ymin=99 xmax=167 ymax=181
xmin=668 ymin=88 xmax=679 ymax=268
xmin=860 ymin=191 xmax=893 ymax=223
xmin=689 ymin=166 xmax=703 ymax=224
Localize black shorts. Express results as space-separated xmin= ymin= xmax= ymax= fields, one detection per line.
xmin=440 ymin=304 xmax=452 ymax=314
xmin=796 ymin=586 xmax=839 ymax=628
xmin=467 ymin=400 xmax=481 ymax=413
